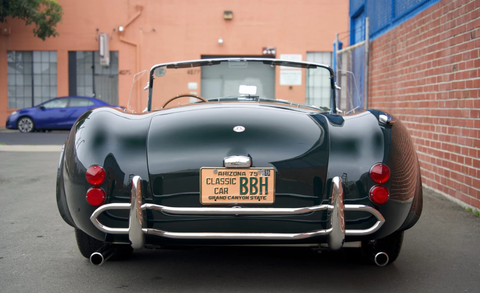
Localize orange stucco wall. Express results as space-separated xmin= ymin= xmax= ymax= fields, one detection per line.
xmin=0 ymin=0 xmax=349 ymax=126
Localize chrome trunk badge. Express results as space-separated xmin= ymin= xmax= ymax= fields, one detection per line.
xmin=233 ymin=126 xmax=245 ymax=132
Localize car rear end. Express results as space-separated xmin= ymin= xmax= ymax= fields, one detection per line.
xmin=91 ymin=103 xmax=386 ymax=250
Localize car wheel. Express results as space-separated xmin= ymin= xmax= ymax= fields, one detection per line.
xmin=17 ymin=117 xmax=35 ymax=133
xmin=75 ymin=228 xmax=104 ymax=258
xmin=74 ymin=228 xmax=133 ymax=261
xmin=362 ymin=231 xmax=404 ymax=266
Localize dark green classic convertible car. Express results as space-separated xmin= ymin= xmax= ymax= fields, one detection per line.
xmin=56 ymin=58 xmax=422 ymax=266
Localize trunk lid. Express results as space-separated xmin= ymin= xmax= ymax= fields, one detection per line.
xmin=147 ymin=103 xmax=329 ymax=207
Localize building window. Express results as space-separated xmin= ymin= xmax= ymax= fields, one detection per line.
xmin=75 ymin=51 xmax=95 ymax=97
xmin=7 ymin=51 xmax=57 ymax=109
xmin=68 ymin=51 xmax=119 ymax=105
xmin=306 ymin=52 xmax=333 ymax=108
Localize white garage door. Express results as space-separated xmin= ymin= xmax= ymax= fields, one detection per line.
xmin=201 ymin=61 xmax=275 ymax=99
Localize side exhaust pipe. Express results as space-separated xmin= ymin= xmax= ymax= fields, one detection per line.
xmin=90 ymin=245 xmax=115 ymax=266
xmin=373 ymin=252 xmax=389 ymax=267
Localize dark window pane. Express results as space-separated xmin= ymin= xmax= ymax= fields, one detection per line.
xmin=34 ymin=86 xmax=41 ymax=98
xmin=24 ymin=52 xmax=33 ymax=62
xmin=33 ymin=51 xmax=41 ymax=62
xmin=50 ymin=51 xmax=57 ymax=62
xmin=42 ymin=86 xmax=50 ymax=97
xmin=77 ymin=63 xmax=85 ymax=74
xmin=24 ymin=74 xmax=33 ymax=86
xmin=33 ymin=75 xmax=42 ymax=85
xmin=41 ymin=63 xmax=49 ymax=74
xmin=16 ymin=86 xmax=23 ymax=97
xmin=111 ymin=51 xmax=118 ymax=63
xmin=85 ymin=74 xmax=93 ymax=86
xmin=24 ymin=63 xmax=32 ymax=74
xmin=7 ymin=51 xmax=15 ymax=62
xmin=15 ymin=52 xmax=23 ymax=62
xmin=15 ymin=63 xmax=24 ymax=74
xmin=33 ymin=63 xmax=41 ymax=74
xmin=8 ymin=75 xmax=15 ymax=86
xmin=15 ymin=74 xmax=24 ymax=86
xmin=94 ymin=63 xmax=101 ymax=74
xmin=8 ymin=99 xmax=16 ymax=108
xmin=77 ymin=75 xmax=85 ymax=86
xmin=41 ymin=75 xmax=50 ymax=86
xmin=24 ymin=86 xmax=33 ymax=98
xmin=94 ymin=52 xmax=100 ymax=64
xmin=42 ymin=51 xmax=50 ymax=62
xmin=50 ymin=63 xmax=57 ymax=74
xmin=34 ymin=96 xmax=43 ymax=105
xmin=8 ymin=86 xmax=15 ymax=99
xmin=50 ymin=74 xmax=57 ymax=86
xmin=50 ymin=87 xmax=57 ymax=98
xmin=16 ymin=97 xmax=25 ymax=108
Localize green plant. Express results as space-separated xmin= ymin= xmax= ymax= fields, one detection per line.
xmin=0 ymin=0 xmax=63 ymax=40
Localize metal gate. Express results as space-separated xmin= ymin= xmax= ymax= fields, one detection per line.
xmin=335 ymin=18 xmax=369 ymax=114
xmin=94 ymin=75 xmax=118 ymax=106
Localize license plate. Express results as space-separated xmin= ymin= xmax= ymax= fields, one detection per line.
xmin=200 ymin=167 xmax=275 ymax=204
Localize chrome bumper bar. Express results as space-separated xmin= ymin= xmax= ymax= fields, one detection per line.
xmin=90 ymin=176 xmax=385 ymax=250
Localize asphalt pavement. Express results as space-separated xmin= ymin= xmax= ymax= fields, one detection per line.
xmin=0 ymin=128 xmax=69 ymax=145
xmin=0 ymin=128 xmax=68 ymax=151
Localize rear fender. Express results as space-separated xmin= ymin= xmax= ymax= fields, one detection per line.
xmin=56 ymin=144 xmax=75 ymax=227
xmin=324 ymin=110 xmax=422 ymax=239
xmin=61 ymin=108 xmax=153 ymax=240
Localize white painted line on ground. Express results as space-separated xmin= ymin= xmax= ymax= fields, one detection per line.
xmin=0 ymin=145 xmax=62 ymax=152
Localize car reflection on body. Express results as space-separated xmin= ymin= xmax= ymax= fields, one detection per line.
xmin=6 ymin=96 xmax=116 ymax=133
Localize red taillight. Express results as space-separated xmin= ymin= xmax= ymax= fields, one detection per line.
xmin=86 ymin=187 xmax=106 ymax=206
xmin=370 ymin=163 xmax=390 ymax=184
xmin=86 ymin=165 xmax=106 ymax=186
xmin=369 ymin=185 xmax=390 ymax=205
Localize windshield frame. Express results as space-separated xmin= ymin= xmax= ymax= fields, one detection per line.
xmin=146 ymin=58 xmax=337 ymax=113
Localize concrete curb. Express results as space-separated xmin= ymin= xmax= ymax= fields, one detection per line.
xmin=0 ymin=145 xmax=62 ymax=152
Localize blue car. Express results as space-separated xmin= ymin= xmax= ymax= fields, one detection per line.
xmin=6 ymin=96 xmax=115 ymax=133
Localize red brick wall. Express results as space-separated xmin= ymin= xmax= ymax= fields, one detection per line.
xmin=368 ymin=0 xmax=480 ymax=208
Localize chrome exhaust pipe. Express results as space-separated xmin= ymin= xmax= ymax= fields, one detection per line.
xmin=90 ymin=245 xmax=115 ymax=266
xmin=373 ymin=252 xmax=389 ymax=267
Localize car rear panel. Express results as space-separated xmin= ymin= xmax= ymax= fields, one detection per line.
xmin=147 ymin=104 xmax=328 ymax=206
xmin=144 ymin=103 xmax=330 ymax=235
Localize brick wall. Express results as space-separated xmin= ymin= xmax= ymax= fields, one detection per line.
xmin=368 ymin=0 xmax=480 ymax=208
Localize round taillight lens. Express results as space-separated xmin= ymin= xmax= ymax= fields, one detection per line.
xmin=86 ymin=165 xmax=106 ymax=186
xmin=369 ymin=185 xmax=390 ymax=205
xmin=370 ymin=163 xmax=390 ymax=184
xmin=86 ymin=187 xmax=106 ymax=206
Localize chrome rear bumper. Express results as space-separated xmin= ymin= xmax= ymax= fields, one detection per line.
xmin=90 ymin=176 xmax=385 ymax=250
